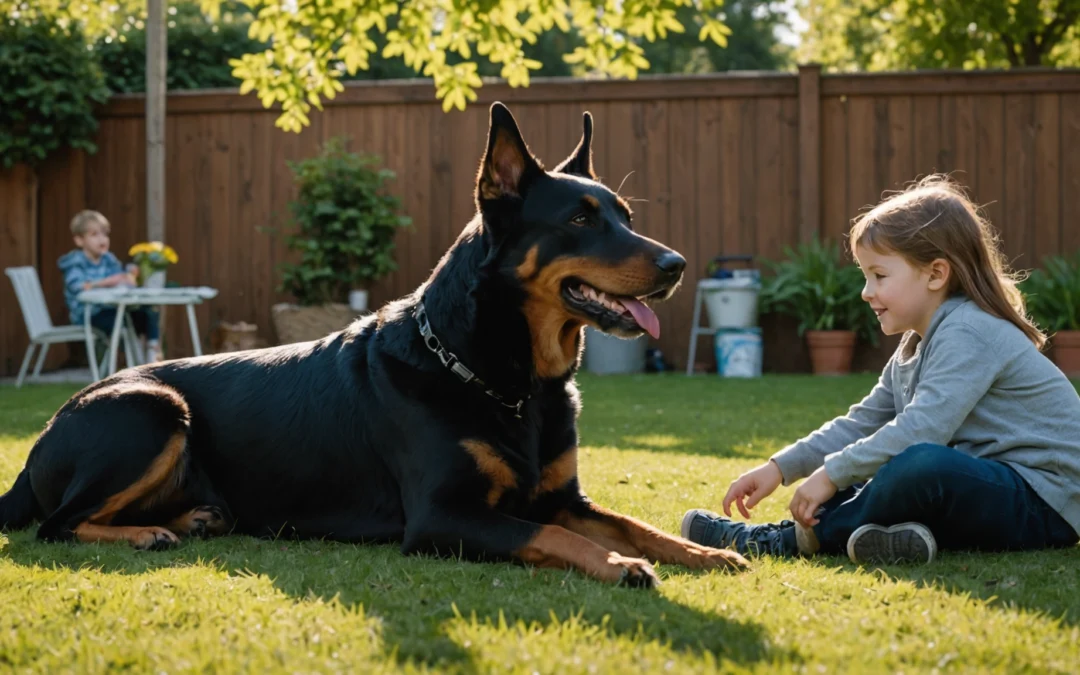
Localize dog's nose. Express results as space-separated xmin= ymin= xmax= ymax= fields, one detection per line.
xmin=655 ymin=251 xmax=686 ymax=277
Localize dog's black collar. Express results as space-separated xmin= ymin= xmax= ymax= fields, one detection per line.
xmin=412 ymin=300 xmax=529 ymax=419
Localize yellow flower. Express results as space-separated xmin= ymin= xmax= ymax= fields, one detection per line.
xmin=129 ymin=241 xmax=178 ymax=265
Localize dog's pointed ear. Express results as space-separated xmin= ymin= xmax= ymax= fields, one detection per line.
xmin=553 ymin=111 xmax=595 ymax=179
xmin=476 ymin=102 xmax=541 ymax=202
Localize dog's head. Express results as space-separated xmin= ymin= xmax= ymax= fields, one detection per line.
xmin=474 ymin=103 xmax=685 ymax=376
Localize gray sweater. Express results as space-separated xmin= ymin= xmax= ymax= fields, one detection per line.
xmin=771 ymin=295 xmax=1080 ymax=536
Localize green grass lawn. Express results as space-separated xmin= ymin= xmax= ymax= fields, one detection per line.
xmin=2 ymin=375 xmax=1079 ymax=673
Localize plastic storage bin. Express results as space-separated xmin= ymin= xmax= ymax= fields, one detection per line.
xmin=583 ymin=327 xmax=647 ymax=374
xmin=714 ymin=327 xmax=762 ymax=378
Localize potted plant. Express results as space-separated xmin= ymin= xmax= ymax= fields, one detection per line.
xmin=757 ymin=236 xmax=879 ymax=375
xmin=1020 ymin=251 xmax=1080 ymax=377
xmin=128 ymin=241 xmax=179 ymax=288
xmin=270 ymin=137 xmax=411 ymax=344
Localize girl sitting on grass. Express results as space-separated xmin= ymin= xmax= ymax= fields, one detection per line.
xmin=682 ymin=175 xmax=1080 ymax=565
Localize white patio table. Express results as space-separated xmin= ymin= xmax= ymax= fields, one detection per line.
xmin=77 ymin=286 xmax=219 ymax=380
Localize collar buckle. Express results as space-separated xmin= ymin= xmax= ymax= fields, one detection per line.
xmin=413 ymin=299 xmax=526 ymax=418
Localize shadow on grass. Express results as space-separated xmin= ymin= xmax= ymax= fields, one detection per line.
xmin=0 ymin=529 xmax=795 ymax=671
xmin=843 ymin=546 xmax=1080 ymax=626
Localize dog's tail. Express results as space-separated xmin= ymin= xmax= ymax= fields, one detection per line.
xmin=0 ymin=469 xmax=39 ymax=532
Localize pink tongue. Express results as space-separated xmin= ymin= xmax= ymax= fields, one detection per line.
xmin=619 ymin=297 xmax=660 ymax=339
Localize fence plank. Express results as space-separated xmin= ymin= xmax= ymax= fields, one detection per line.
xmin=821 ymin=96 xmax=849 ymax=242
xmin=667 ymin=99 xmax=697 ymax=365
xmin=1063 ymin=93 xmax=1080 ymax=256
xmin=1032 ymin=94 xmax=1061 ymax=266
xmin=756 ymin=97 xmax=785 ymax=262
xmin=886 ymin=95 xmax=914 ymax=195
xmin=912 ymin=96 xmax=942 ymax=176
xmin=718 ymin=99 xmax=743 ymax=257
xmin=1004 ymin=95 xmax=1035 ymax=268
xmin=974 ymin=95 xmax=1006 ymax=254
xmin=847 ymin=97 xmax=878 ymax=229
xmin=642 ymin=100 xmax=673 ymax=360
xmin=798 ymin=65 xmax=821 ymax=242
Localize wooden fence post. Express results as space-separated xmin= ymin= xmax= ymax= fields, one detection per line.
xmin=798 ymin=64 xmax=822 ymax=243
xmin=147 ymin=0 xmax=166 ymax=244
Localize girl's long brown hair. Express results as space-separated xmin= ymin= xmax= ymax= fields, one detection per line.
xmin=849 ymin=174 xmax=1046 ymax=349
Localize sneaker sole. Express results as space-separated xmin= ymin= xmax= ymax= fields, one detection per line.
xmin=847 ymin=522 xmax=937 ymax=565
xmin=680 ymin=508 xmax=718 ymax=541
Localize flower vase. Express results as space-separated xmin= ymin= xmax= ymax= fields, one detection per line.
xmin=140 ymin=263 xmax=166 ymax=289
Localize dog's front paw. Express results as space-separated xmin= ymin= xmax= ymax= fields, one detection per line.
xmin=613 ymin=556 xmax=660 ymax=589
xmin=697 ymin=546 xmax=751 ymax=572
xmin=134 ymin=526 xmax=181 ymax=551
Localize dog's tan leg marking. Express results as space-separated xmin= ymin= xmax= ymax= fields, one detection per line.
xmin=513 ymin=524 xmax=658 ymax=587
xmin=557 ymin=503 xmax=750 ymax=572
xmin=87 ymin=431 xmax=187 ymax=525
xmin=462 ymin=440 xmax=518 ymax=507
xmin=533 ymin=447 xmax=577 ymax=499
xmin=73 ymin=523 xmax=180 ymax=550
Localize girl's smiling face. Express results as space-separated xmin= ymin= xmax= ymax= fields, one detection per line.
xmin=854 ymin=244 xmax=950 ymax=338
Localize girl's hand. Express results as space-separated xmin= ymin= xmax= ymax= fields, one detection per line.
xmin=788 ymin=467 xmax=838 ymax=527
xmin=722 ymin=460 xmax=783 ymax=519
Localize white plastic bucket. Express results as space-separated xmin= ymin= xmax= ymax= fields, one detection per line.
xmin=349 ymin=289 xmax=369 ymax=312
xmin=714 ymin=328 xmax=762 ymax=378
xmin=700 ymin=274 xmax=760 ymax=328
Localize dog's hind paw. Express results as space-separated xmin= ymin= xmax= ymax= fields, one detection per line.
xmin=168 ymin=506 xmax=228 ymax=538
xmin=189 ymin=506 xmax=228 ymax=538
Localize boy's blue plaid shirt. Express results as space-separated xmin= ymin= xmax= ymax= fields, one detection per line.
xmin=58 ymin=249 xmax=125 ymax=324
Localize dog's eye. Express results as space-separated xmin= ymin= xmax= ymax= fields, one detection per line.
xmin=570 ymin=213 xmax=591 ymax=227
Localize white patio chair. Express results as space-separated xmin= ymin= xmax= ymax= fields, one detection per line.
xmin=5 ymin=266 xmax=138 ymax=387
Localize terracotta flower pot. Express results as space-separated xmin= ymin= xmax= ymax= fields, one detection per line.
xmin=1051 ymin=330 xmax=1080 ymax=378
xmin=806 ymin=330 xmax=856 ymax=375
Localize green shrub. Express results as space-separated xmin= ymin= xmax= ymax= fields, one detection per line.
xmin=276 ymin=137 xmax=412 ymax=307
xmin=0 ymin=18 xmax=109 ymax=169
xmin=1020 ymin=251 xmax=1080 ymax=333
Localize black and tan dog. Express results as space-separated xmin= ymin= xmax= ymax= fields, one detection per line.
xmin=0 ymin=103 xmax=748 ymax=587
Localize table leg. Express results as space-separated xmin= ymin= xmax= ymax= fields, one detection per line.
xmin=84 ymin=305 xmax=99 ymax=381
xmin=124 ymin=312 xmax=145 ymax=364
xmin=108 ymin=303 xmax=127 ymax=376
xmin=186 ymin=303 xmax=203 ymax=356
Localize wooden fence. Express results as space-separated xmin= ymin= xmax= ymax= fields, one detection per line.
xmin=2 ymin=67 xmax=1079 ymax=377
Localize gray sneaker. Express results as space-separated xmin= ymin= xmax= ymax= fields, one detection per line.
xmin=681 ymin=509 xmax=797 ymax=557
xmin=846 ymin=522 xmax=937 ymax=565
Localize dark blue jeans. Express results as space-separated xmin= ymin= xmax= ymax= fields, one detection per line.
xmin=91 ymin=307 xmax=160 ymax=342
xmin=812 ymin=444 xmax=1079 ymax=554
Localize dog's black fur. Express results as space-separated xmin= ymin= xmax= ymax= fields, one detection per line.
xmin=0 ymin=103 xmax=748 ymax=586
